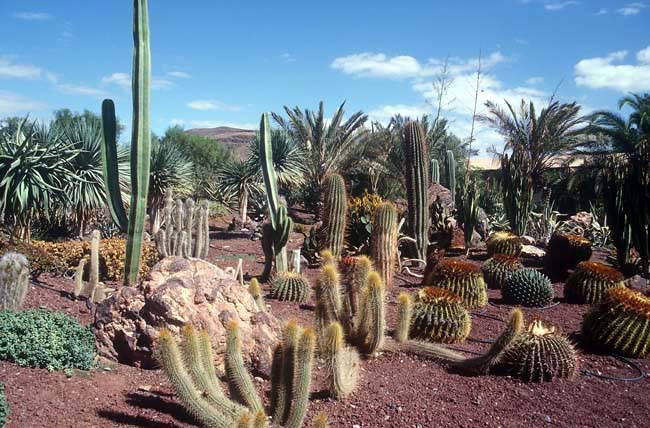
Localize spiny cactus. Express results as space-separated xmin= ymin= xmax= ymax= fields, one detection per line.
xmin=565 ymin=261 xmax=625 ymax=304
xmin=270 ymin=272 xmax=311 ymax=303
xmin=0 ymin=252 xmax=30 ymax=311
xmin=501 ymin=149 xmax=533 ymax=236
xmin=395 ymin=292 xmax=412 ymax=343
xmin=322 ymin=321 xmax=360 ymax=399
xmin=88 ymin=230 xmax=100 ymax=294
xmin=403 ymin=121 xmax=429 ymax=260
xmin=486 ymin=231 xmax=522 ymax=257
xmin=446 ymin=150 xmax=456 ymax=204
xmin=322 ymin=174 xmax=347 ymax=257
xmin=602 ymin=156 xmax=632 ymax=268
xmin=545 ymin=232 xmax=592 ymax=273
xmin=356 ymin=271 xmax=386 ymax=354
xmin=155 ymin=197 xmax=210 ymax=260
xmin=582 ymin=287 xmax=650 ymax=358
xmin=430 ymin=158 xmax=440 ymax=184
xmin=370 ymin=202 xmax=397 ymax=289
xmin=624 ymin=140 xmax=650 ymax=280
xmin=481 ymin=254 xmax=523 ymax=290
xmin=410 ymin=287 xmax=471 ymax=344
xmin=73 ymin=258 xmax=87 ymax=299
xmin=503 ymin=319 xmax=577 ymax=382
xmin=423 ymin=259 xmax=487 ymax=309
xmin=319 ymin=249 xmax=336 ymax=267
xmin=502 ymin=268 xmax=554 ymax=307
xmin=248 ymin=278 xmax=266 ymax=312
xmin=284 ymin=328 xmax=316 ymax=428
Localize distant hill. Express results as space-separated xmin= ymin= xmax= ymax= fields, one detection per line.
xmin=186 ymin=126 xmax=255 ymax=159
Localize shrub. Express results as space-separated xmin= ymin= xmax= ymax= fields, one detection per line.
xmin=0 ymin=383 xmax=7 ymax=428
xmin=348 ymin=190 xmax=383 ymax=252
xmin=0 ymin=240 xmax=67 ymax=280
xmin=0 ymin=309 xmax=96 ymax=370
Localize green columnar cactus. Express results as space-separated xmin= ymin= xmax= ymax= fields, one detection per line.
xmin=253 ymin=411 xmax=268 ymax=428
xmin=284 ymin=328 xmax=315 ymax=428
xmin=259 ymin=113 xmax=293 ymax=280
xmin=459 ymin=179 xmax=480 ymax=251
xmin=430 ymin=159 xmax=440 ymax=184
xmin=402 ymin=121 xmax=429 ymax=260
xmin=370 ymin=202 xmax=397 ymax=289
xmin=86 ymin=230 xmax=100 ymax=296
xmin=100 ymin=0 xmax=151 ymax=285
xmin=582 ymin=287 xmax=650 ymax=358
xmin=156 ymin=229 xmax=168 ymax=257
xmin=236 ymin=412 xmax=252 ymax=428
xmin=503 ymin=319 xmax=577 ymax=382
xmin=502 ymin=269 xmax=554 ymax=307
xmin=322 ymin=174 xmax=347 ymax=257
xmin=545 ymin=232 xmax=592 ymax=274
xmin=225 ymin=321 xmax=265 ymax=413
xmin=395 ymin=292 xmax=412 ymax=343
xmin=0 ymin=252 xmax=30 ymax=311
xmin=184 ymin=198 xmax=195 ymax=256
xmin=339 ymin=256 xmax=372 ymax=327
xmin=270 ymin=272 xmax=311 ymax=303
xmin=424 ymin=259 xmax=487 ymax=309
xmin=501 ymin=150 xmax=533 ymax=236
xmin=356 ymin=271 xmax=385 ymax=354
xmin=314 ymin=264 xmax=343 ymax=342
xmin=486 ymin=231 xmax=522 ymax=257
xmin=410 ymin=287 xmax=472 ymax=344
xmin=270 ymin=320 xmax=299 ymax=424
xmin=481 ymin=254 xmax=523 ymax=289
xmin=624 ymin=140 xmax=650 ymax=279
xmin=565 ymin=261 xmax=625 ymax=304
xmin=322 ymin=321 xmax=360 ymax=399
xmin=248 ymin=278 xmax=266 ymax=312
xmin=602 ymin=157 xmax=632 ymax=268
xmin=199 ymin=199 xmax=210 ymax=258
xmin=446 ymin=150 xmax=456 ymax=204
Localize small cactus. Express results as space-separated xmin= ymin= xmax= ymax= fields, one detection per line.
xmin=322 ymin=321 xmax=360 ymax=399
xmin=270 ymin=272 xmax=311 ymax=303
xmin=248 ymin=278 xmax=266 ymax=312
xmin=423 ymin=259 xmax=487 ymax=309
xmin=355 ymin=271 xmax=385 ymax=354
xmin=502 ymin=269 xmax=554 ymax=307
xmin=410 ymin=287 xmax=471 ymax=344
xmin=370 ymin=202 xmax=398 ymax=289
xmin=486 ymin=231 xmax=522 ymax=257
xmin=564 ymin=261 xmax=624 ymax=304
xmin=395 ymin=292 xmax=412 ymax=343
xmin=481 ymin=254 xmax=523 ymax=290
xmin=0 ymin=252 xmax=30 ymax=311
xmin=322 ymin=174 xmax=347 ymax=257
xmin=545 ymin=232 xmax=592 ymax=273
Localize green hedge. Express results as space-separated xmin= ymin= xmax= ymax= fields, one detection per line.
xmin=0 ymin=383 xmax=8 ymax=428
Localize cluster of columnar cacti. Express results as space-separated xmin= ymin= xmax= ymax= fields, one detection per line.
xmin=100 ymin=0 xmax=151 ymax=285
xmin=259 ymin=113 xmax=293 ymax=281
xmin=502 ymin=269 xmax=554 ymax=307
xmin=0 ymin=252 xmax=30 ymax=311
xmin=446 ymin=150 xmax=456 ymax=205
xmin=422 ymin=259 xmax=487 ymax=309
xmin=370 ymin=202 xmax=397 ymax=289
xmin=500 ymin=149 xmax=533 ymax=236
xmin=564 ymin=261 xmax=625 ymax=304
xmin=270 ymin=272 xmax=311 ymax=303
xmin=602 ymin=157 xmax=632 ymax=268
xmin=247 ymin=278 xmax=266 ymax=312
xmin=582 ymin=287 xmax=650 ymax=358
xmin=155 ymin=196 xmax=210 ymax=259
xmin=430 ymin=159 xmax=440 ymax=184
xmin=322 ymin=174 xmax=347 ymax=257
xmin=409 ymin=287 xmax=471 ymax=344
xmin=402 ymin=121 xmax=429 ymax=260
xmin=73 ymin=230 xmax=110 ymax=303
xmin=503 ymin=319 xmax=577 ymax=382
xmin=481 ymin=254 xmax=523 ymax=289
xmin=158 ymin=322 xmax=323 ymax=428
xmin=545 ymin=232 xmax=592 ymax=274
xmin=486 ymin=231 xmax=522 ymax=257
xmin=624 ymin=141 xmax=650 ymax=277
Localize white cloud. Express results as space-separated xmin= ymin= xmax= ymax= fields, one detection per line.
xmin=102 ymin=72 xmax=174 ymax=90
xmin=525 ymin=76 xmax=544 ymax=85
xmin=190 ymin=120 xmax=256 ymax=130
xmin=617 ymin=2 xmax=647 ymax=15
xmin=57 ymin=83 xmax=109 ymax=98
xmin=596 ymin=8 xmax=608 ymax=15
xmin=13 ymin=12 xmax=51 ymax=21
xmin=167 ymin=71 xmax=191 ymax=78
xmin=575 ymin=48 xmax=650 ymax=92
xmin=544 ymin=1 xmax=579 ymax=11
xmin=152 ymin=78 xmax=173 ymax=90
xmin=367 ymin=104 xmax=432 ymax=123
xmin=0 ymin=58 xmax=42 ymax=79
xmin=0 ymin=91 xmax=46 ymax=115
xmin=281 ymin=52 xmax=296 ymax=63
xmin=187 ymin=100 xmax=240 ymax=111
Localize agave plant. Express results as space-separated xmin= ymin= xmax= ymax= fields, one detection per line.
xmin=248 ymin=129 xmax=306 ymax=191
xmin=216 ymin=159 xmax=262 ymax=223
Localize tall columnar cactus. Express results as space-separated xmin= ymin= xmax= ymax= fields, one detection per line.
xmin=624 ymin=140 xmax=650 ymax=279
xmin=446 ymin=150 xmax=456 ymax=204
xmin=402 ymin=121 xmax=429 ymax=260
xmin=459 ymin=179 xmax=480 ymax=252
xmin=602 ymin=157 xmax=632 ymax=268
xmin=322 ymin=174 xmax=347 ymax=257
xmin=0 ymin=252 xmax=30 ymax=311
xmin=370 ymin=202 xmax=397 ymax=289
xmin=430 ymin=159 xmax=440 ymax=184
xmin=101 ymin=0 xmax=151 ymax=285
xmin=184 ymin=198 xmax=195 ymax=256
xmin=259 ymin=113 xmax=293 ymax=281
xmin=501 ymin=149 xmax=533 ymax=236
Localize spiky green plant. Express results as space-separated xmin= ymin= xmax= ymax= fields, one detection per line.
xmin=624 ymin=140 xmax=650 ymax=279
xmin=500 ymin=149 xmax=533 ymax=236
xmin=322 ymin=321 xmax=360 ymax=399
xmin=565 ymin=261 xmax=625 ymax=304
xmin=155 ymin=197 xmax=209 ymax=260
xmin=248 ymin=278 xmax=266 ymax=312
xmin=402 ymin=121 xmax=429 ymax=260
xmin=410 ymin=287 xmax=471 ymax=344
xmin=446 ymin=150 xmax=456 ymax=204
xmin=582 ymin=287 xmax=650 ymax=358
xmin=503 ymin=319 xmax=577 ymax=382
xmin=430 ymin=158 xmax=440 ymax=184
xmin=248 ymin=129 xmax=307 ymax=190
xmin=486 ymin=231 xmax=522 ymax=257
xmin=270 ymin=272 xmax=311 ymax=303
xmin=101 ymin=0 xmax=151 ymax=285
xmin=370 ymin=202 xmax=397 ymax=289
xmin=322 ymin=174 xmax=347 ymax=257
xmin=602 ymin=156 xmax=632 ymax=268
xmin=458 ymin=179 xmax=480 ymax=251
xmin=0 ymin=252 xmax=30 ymax=311
xmin=216 ymin=159 xmax=262 ymax=224
xmin=423 ymin=259 xmax=487 ymax=309
xmin=314 ymin=264 xmax=343 ymax=342
xmin=481 ymin=254 xmax=523 ymax=289
xmin=545 ymin=232 xmax=592 ymax=273
xmin=502 ymin=269 xmax=554 ymax=307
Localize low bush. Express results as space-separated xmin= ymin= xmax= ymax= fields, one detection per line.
xmin=0 ymin=240 xmax=67 ymax=280
xmin=0 ymin=382 xmax=7 ymax=428
xmin=348 ymin=190 xmax=383 ymax=252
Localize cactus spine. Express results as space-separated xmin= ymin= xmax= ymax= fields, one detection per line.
xmin=402 ymin=121 xmax=429 ymax=260
xmin=357 ymin=271 xmax=385 ymax=354
xmin=370 ymin=202 xmax=397 ymax=289
xmin=248 ymin=278 xmax=266 ymax=312
xmin=100 ymin=0 xmax=151 ymax=285
xmin=73 ymin=258 xmax=87 ymax=298
xmin=395 ymin=292 xmax=412 ymax=343
xmin=322 ymin=174 xmax=347 ymax=257
xmin=225 ymin=322 xmax=265 ymax=414
xmin=322 ymin=321 xmax=360 ymax=399
xmin=446 ymin=150 xmax=456 ymax=204
xmin=284 ymin=329 xmax=315 ymax=428
xmin=184 ymin=198 xmax=195 ymax=255
xmin=430 ymin=158 xmax=440 ymax=184
xmin=0 ymin=252 xmax=29 ymax=311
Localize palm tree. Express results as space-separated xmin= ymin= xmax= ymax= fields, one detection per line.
xmin=272 ymin=101 xmax=367 ymax=210
xmin=247 ymin=129 xmax=307 ymax=191
xmin=216 ymin=159 xmax=262 ymax=223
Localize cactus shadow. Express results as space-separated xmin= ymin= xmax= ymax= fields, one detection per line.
xmin=97 ymin=390 xmax=196 ymax=427
xmin=96 ymin=410 xmax=186 ymax=428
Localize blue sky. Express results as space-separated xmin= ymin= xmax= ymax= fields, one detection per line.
xmin=1 ymin=0 xmax=649 ymax=153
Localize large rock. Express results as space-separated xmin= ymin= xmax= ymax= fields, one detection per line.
xmin=93 ymin=257 xmax=280 ymax=375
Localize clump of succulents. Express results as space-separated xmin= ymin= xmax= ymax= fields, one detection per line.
xmin=270 ymin=272 xmax=311 ymax=303
xmin=545 ymin=232 xmax=592 ymax=274
xmin=409 ymin=287 xmax=471 ymax=344
xmin=423 ymin=259 xmax=487 ymax=309
xmin=503 ymin=319 xmax=577 ymax=382
xmin=564 ymin=261 xmax=625 ymax=304
xmin=502 ymin=268 xmax=554 ymax=307
xmin=481 ymin=254 xmax=523 ymax=290
xmin=486 ymin=231 xmax=522 ymax=257
xmin=582 ymin=287 xmax=650 ymax=358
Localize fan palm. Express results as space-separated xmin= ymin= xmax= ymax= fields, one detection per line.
xmin=215 ymin=159 xmax=262 ymax=223
xmin=248 ymin=128 xmax=307 ymax=190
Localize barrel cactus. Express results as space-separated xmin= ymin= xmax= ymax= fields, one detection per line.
xmin=423 ymin=259 xmax=487 ymax=309
xmin=565 ymin=261 xmax=625 ymax=304
xmin=481 ymin=254 xmax=523 ymax=290
xmin=410 ymin=287 xmax=471 ymax=344
xmin=486 ymin=231 xmax=522 ymax=257
xmin=270 ymin=272 xmax=311 ymax=303
xmin=502 ymin=269 xmax=554 ymax=307
xmin=545 ymin=232 xmax=592 ymax=273
xmin=503 ymin=319 xmax=577 ymax=382
xmin=582 ymin=287 xmax=650 ymax=358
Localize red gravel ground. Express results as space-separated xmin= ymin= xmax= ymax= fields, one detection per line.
xmin=1 ymin=221 xmax=649 ymax=428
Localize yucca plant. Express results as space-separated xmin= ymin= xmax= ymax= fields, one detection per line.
xmin=248 ymin=129 xmax=306 ymax=191
xmin=216 ymin=159 xmax=262 ymax=224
